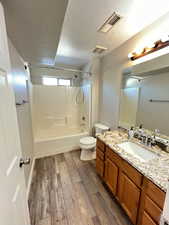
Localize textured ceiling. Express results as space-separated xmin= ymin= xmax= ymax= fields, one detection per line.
xmin=2 ymin=0 xmax=169 ymax=67
xmin=2 ymin=0 xmax=68 ymax=65
xmin=55 ymin=0 xmax=169 ymax=67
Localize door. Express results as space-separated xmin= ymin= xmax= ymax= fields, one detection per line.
xmin=118 ymin=172 xmax=140 ymax=224
xmin=0 ymin=3 xmax=30 ymax=225
xmin=105 ymin=159 xmax=118 ymax=196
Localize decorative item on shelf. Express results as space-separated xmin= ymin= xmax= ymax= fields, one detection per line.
xmin=128 ymin=34 xmax=169 ymax=61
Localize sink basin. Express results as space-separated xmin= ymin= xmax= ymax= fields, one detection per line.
xmin=117 ymin=142 xmax=158 ymax=162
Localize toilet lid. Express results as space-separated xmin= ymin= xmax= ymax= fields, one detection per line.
xmin=80 ymin=137 xmax=96 ymax=145
xmin=94 ymin=123 xmax=109 ymax=130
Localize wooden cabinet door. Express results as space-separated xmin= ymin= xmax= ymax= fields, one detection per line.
xmin=105 ymin=159 xmax=118 ymax=196
xmin=118 ymin=172 xmax=140 ymax=224
xmin=142 ymin=211 xmax=156 ymax=225
xmin=96 ymin=157 xmax=104 ymax=178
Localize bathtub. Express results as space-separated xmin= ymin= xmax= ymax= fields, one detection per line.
xmin=34 ymin=126 xmax=89 ymax=158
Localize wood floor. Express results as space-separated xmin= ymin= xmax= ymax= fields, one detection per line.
xmin=28 ymin=150 xmax=132 ymax=225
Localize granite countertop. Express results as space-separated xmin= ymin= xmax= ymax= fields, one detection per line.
xmin=98 ymin=130 xmax=169 ymax=192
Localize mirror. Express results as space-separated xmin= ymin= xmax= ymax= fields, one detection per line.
xmin=119 ymin=56 xmax=169 ymax=136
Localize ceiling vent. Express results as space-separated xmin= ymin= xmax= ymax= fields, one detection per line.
xmin=93 ymin=45 xmax=108 ymax=54
xmin=98 ymin=12 xmax=121 ymax=33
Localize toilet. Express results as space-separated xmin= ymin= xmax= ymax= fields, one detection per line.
xmin=80 ymin=123 xmax=109 ymax=161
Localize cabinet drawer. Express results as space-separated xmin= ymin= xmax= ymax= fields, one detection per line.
xmin=106 ymin=147 xmax=123 ymax=167
xmin=96 ymin=157 xmax=104 ymax=178
xmin=96 ymin=139 xmax=105 ymax=152
xmin=142 ymin=211 xmax=156 ymax=225
xmin=146 ymin=180 xmax=165 ymax=209
xmin=123 ymin=161 xmax=143 ymax=188
xmin=144 ymin=195 xmax=162 ymax=224
xmin=96 ymin=147 xmax=105 ymax=161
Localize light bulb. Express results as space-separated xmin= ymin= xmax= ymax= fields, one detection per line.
xmin=146 ymin=41 xmax=155 ymax=48
xmin=161 ymin=34 xmax=169 ymax=42
xmin=128 ymin=52 xmax=134 ymax=59
xmin=135 ymin=48 xmax=144 ymax=55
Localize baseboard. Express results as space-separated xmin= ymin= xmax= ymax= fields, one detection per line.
xmin=34 ymin=145 xmax=80 ymax=159
xmin=26 ymin=157 xmax=35 ymax=200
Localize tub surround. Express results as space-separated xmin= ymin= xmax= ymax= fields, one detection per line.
xmin=98 ymin=130 xmax=169 ymax=192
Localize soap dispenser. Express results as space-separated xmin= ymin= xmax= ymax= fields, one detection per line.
xmin=128 ymin=126 xmax=134 ymax=139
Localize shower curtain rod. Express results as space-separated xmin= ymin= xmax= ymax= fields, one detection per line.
xmin=29 ymin=64 xmax=92 ymax=75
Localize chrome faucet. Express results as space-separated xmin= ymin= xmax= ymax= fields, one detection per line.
xmin=141 ymin=135 xmax=153 ymax=146
xmin=153 ymin=129 xmax=160 ymax=138
xmin=133 ymin=125 xmax=156 ymax=147
xmin=128 ymin=126 xmax=134 ymax=139
xmin=127 ymin=125 xmax=159 ymax=147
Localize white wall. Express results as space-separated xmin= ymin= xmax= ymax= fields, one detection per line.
xmin=8 ymin=39 xmax=34 ymax=187
xmin=99 ymin=11 xmax=169 ymax=129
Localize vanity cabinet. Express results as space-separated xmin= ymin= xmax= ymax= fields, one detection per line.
xmin=118 ymin=171 xmax=141 ymax=224
xmin=105 ymin=158 xmax=118 ymax=195
xmin=96 ymin=139 xmax=106 ymax=178
xmin=143 ymin=195 xmax=162 ymax=224
xmin=96 ymin=156 xmax=104 ymax=178
xmin=138 ymin=178 xmax=165 ymax=225
xmin=105 ymin=145 xmax=142 ymax=224
xmin=105 ymin=146 xmax=122 ymax=196
xmin=96 ymin=138 xmax=166 ymax=225
xmin=142 ymin=211 xmax=156 ymax=225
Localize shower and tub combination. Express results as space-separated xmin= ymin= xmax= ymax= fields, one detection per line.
xmin=32 ymin=72 xmax=92 ymax=158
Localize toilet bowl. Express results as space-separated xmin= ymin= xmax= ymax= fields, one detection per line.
xmin=79 ymin=137 xmax=96 ymax=161
xmin=79 ymin=123 xmax=109 ymax=161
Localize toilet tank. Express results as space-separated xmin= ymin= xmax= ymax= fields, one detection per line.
xmin=94 ymin=123 xmax=109 ymax=137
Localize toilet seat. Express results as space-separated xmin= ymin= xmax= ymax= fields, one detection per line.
xmin=80 ymin=136 xmax=96 ymax=145
xmin=80 ymin=136 xmax=96 ymax=149
xmin=80 ymin=136 xmax=96 ymax=160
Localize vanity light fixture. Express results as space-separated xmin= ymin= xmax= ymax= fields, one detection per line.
xmin=128 ymin=35 xmax=169 ymax=61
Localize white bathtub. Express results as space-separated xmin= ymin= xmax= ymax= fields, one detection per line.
xmin=34 ymin=126 xmax=89 ymax=158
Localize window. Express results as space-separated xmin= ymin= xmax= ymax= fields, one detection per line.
xmin=58 ymin=79 xmax=70 ymax=86
xmin=42 ymin=77 xmax=71 ymax=86
xmin=42 ymin=77 xmax=58 ymax=86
